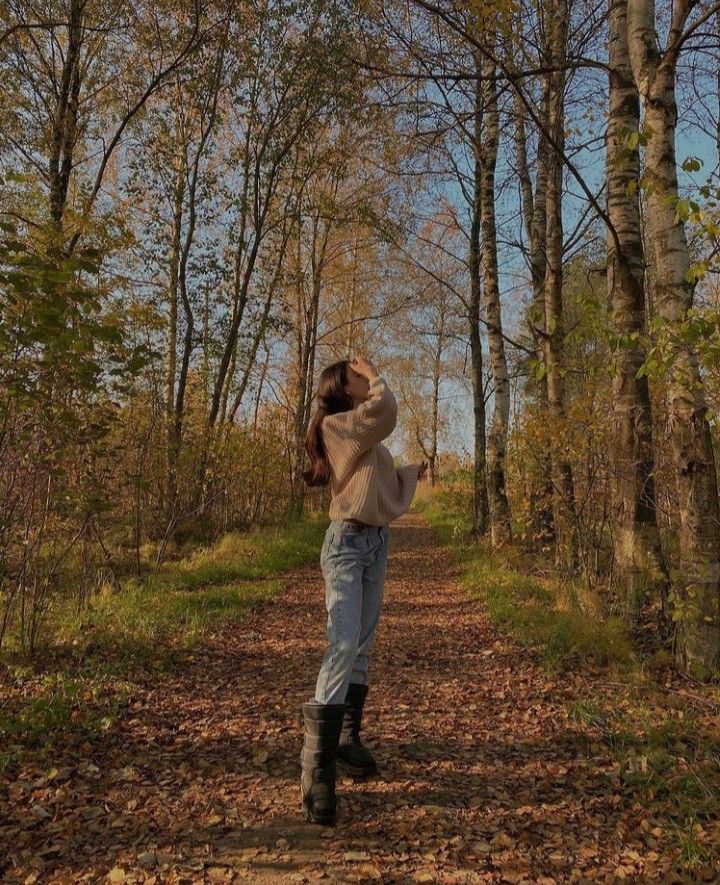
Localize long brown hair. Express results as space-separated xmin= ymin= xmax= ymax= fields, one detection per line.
xmin=302 ymin=359 xmax=354 ymax=487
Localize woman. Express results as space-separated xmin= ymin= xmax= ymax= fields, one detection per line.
xmin=299 ymin=354 xmax=427 ymax=826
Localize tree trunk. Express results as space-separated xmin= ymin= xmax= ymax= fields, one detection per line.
xmin=543 ymin=0 xmax=578 ymax=574
xmin=165 ymin=150 xmax=185 ymax=520
xmin=628 ymin=0 xmax=720 ymax=673
xmin=469 ymin=53 xmax=489 ymax=537
xmin=288 ymin=213 xmax=327 ymax=519
xmin=606 ymin=0 xmax=669 ymax=626
xmin=479 ymin=45 xmax=512 ymax=547
xmin=511 ymin=46 xmax=555 ymax=549
xmin=48 ymin=0 xmax=84 ymax=231
xmin=429 ymin=308 xmax=442 ymax=488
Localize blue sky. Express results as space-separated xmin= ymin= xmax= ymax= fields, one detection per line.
xmin=407 ymin=53 xmax=720 ymax=463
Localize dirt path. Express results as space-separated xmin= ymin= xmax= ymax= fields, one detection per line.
xmin=2 ymin=513 xmax=708 ymax=883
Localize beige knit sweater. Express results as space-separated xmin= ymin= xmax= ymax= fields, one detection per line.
xmin=321 ymin=375 xmax=420 ymax=526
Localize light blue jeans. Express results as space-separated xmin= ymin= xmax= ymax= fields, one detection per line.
xmin=311 ymin=520 xmax=391 ymax=705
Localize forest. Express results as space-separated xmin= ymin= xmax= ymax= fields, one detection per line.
xmin=2 ymin=0 xmax=720 ymax=880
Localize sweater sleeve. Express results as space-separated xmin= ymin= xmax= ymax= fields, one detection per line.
xmin=322 ymin=375 xmax=397 ymax=465
xmin=395 ymin=463 xmax=420 ymax=511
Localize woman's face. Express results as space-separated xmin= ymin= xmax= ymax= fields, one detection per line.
xmin=344 ymin=365 xmax=370 ymax=405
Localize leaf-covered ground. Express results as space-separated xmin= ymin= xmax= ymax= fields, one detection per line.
xmin=2 ymin=513 xmax=719 ymax=883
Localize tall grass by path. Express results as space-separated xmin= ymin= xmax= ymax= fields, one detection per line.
xmin=0 ymin=513 xmax=329 ymax=774
xmin=413 ymin=477 xmax=635 ymax=672
xmin=415 ymin=475 xmax=720 ymax=872
xmin=55 ymin=513 xmax=329 ymax=668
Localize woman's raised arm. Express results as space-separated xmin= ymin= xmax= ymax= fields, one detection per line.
xmin=323 ymin=375 xmax=397 ymax=461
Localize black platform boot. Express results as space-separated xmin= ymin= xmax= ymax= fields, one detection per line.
xmin=299 ymin=701 xmax=346 ymax=825
xmin=336 ymin=682 xmax=378 ymax=781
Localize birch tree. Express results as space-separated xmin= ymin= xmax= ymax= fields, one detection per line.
xmin=478 ymin=41 xmax=512 ymax=546
xmin=606 ymin=0 xmax=669 ymax=625
xmin=628 ymin=0 xmax=720 ymax=671
xmin=542 ymin=0 xmax=579 ymax=574
xmin=508 ymin=28 xmax=556 ymax=551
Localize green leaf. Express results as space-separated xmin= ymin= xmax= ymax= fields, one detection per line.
xmin=675 ymin=198 xmax=691 ymax=223
xmin=686 ymin=262 xmax=708 ymax=283
xmin=681 ymin=156 xmax=703 ymax=173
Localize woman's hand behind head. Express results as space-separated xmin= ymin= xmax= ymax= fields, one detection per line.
xmin=349 ymin=354 xmax=378 ymax=381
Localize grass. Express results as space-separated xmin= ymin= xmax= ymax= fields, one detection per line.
xmin=0 ymin=512 xmax=328 ymax=774
xmin=415 ymin=482 xmax=635 ymax=671
xmin=156 ymin=516 xmax=329 ymax=590
xmin=0 ymin=670 xmax=133 ymax=774
xmin=567 ymin=692 xmax=720 ymax=872
xmin=416 ymin=476 xmax=719 ymax=873
xmin=55 ymin=576 xmax=285 ymax=673
xmin=48 ymin=514 xmax=328 ymax=670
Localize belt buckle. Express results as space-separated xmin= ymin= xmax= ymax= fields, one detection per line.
xmin=344 ymin=518 xmax=366 ymax=532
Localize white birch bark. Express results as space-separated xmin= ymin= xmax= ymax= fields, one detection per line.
xmin=606 ymin=0 xmax=669 ymax=623
xmin=469 ymin=48 xmax=489 ymax=537
xmin=511 ymin=55 xmax=555 ymax=549
xmin=628 ymin=0 xmax=720 ymax=671
xmin=543 ymin=0 xmax=578 ymax=574
xmin=479 ymin=44 xmax=512 ymax=546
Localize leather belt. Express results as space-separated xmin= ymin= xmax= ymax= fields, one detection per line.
xmin=342 ymin=518 xmax=381 ymax=531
